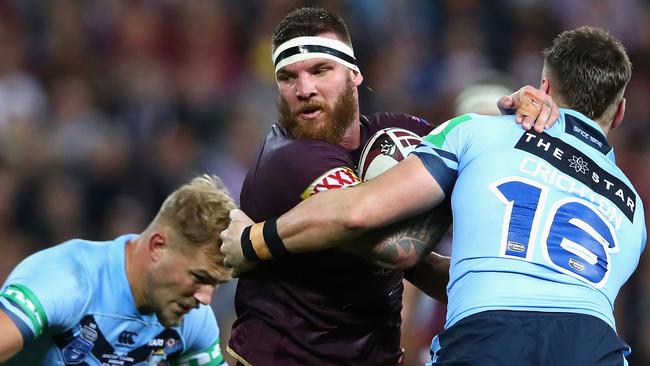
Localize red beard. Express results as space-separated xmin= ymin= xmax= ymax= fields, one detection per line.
xmin=277 ymin=78 xmax=356 ymax=145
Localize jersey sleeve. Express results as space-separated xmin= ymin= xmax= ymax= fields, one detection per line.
xmin=411 ymin=114 xmax=476 ymax=196
xmin=0 ymin=248 xmax=89 ymax=344
xmin=172 ymin=305 xmax=226 ymax=366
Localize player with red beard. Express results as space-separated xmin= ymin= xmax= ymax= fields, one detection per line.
xmin=226 ymin=7 xmax=557 ymax=366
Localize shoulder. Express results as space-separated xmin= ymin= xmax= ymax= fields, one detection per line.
xmin=363 ymin=112 xmax=433 ymax=137
xmin=263 ymin=125 xmax=351 ymax=166
xmin=1 ymin=237 xmax=127 ymax=331
xmin=3 ymin=239 xmax=94 ymax=289
xmin=256 ymin=125 xmax=355 ymax=187
xmin=427 ymin=113 xmax=515 ymax=140
xmin=0 ymin=240 xmax=94 ymax=335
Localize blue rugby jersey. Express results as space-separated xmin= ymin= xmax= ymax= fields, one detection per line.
xmin=412 ymin=109 xmax=646 ymax=330
xmin=0 ymin=234 xmax=226 ymax=366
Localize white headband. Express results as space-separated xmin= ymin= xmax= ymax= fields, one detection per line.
xmin=272 ymin=36 xmax=360 ymax=73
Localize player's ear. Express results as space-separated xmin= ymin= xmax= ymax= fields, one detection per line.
xmin=610 ymin=97 xmax=626 ymax=131
xmin=148 ymin=231 xmax=168 ymax=261
xmin=351 ymin=69 xmax=363 ymax=86
xmin=541 ymin=77 xmax=551 ymax=94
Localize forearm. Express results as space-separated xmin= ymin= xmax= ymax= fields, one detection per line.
xmin=343 ymin=200 xmax=452 ymax=271
xmin=276 ymin=187 xmax=369 ymax=253
xmin=277 ymin=156 xmax=445 ymax=254
xmin=404 ymin=252 xmax=450 ymax=304
xmin=230 ymin=157 xmax=445 ymax=266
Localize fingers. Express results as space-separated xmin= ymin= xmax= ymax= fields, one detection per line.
xmin=515 ymin=87 xmax=544 ymax=130
xmin=519 ymin=87 xmax=560 ymax=132
xmin=529 ymin=93 xmax=560 ymax=133
xmin=220 ymin=210 xmax=253 ymax=272
xmin=220 ymin=225 xmax=235 ymax=268
xmin=497 ymin=95 xmax=515 ymax=116
xmin=533 ymin=98 xmax=552 ymax=133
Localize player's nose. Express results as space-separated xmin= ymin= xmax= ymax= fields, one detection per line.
xmin=296 ymin=73 xmax=317 ymax=98
xmin=193 ymin=284 xmax=214 ymax=306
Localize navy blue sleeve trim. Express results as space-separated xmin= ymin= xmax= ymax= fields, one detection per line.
xmin=412 ymin=152 xmax=457 ymax=196
xmin=0 ymin=297 xmax=34 ymax=343
xmin=432 ymin=148 xmax=458 ymax=163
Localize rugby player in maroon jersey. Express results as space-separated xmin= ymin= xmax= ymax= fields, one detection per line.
xmin=226 ymin=7 xmax=557 ymax=366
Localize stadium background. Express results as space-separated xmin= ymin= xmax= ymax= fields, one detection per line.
xmin=0 ymin=0 xmax=648 ymax=364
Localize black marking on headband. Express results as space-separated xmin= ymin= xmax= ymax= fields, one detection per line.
xmin=274 ymin=45 xmax=356 ymax=67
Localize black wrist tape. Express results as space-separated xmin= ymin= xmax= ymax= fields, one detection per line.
xmin=263 ymin=218 xmax=291 ymax=259
xmin=240 ymin=225 xmax=259 ymax=261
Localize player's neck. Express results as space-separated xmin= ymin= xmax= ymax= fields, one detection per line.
xmin=124 ymin=238 xmax=147 ymax=311
xmin=339 ymin=115 xmax=361 ymax=150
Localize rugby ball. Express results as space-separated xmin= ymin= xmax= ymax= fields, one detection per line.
xmin=358 ymin=127 xmax=422 ymax=181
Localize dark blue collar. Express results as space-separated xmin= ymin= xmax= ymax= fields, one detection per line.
xmin=561 ymin=109 xmax=612 ymax=156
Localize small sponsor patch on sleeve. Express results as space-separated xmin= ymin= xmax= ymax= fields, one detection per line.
xmin=1 ymin=284 xmax=48 ymax=338
xmin=300 ymin=166 xmax=361 ymax=199
xmin=173 ymin=338 xmax=224 ymax=366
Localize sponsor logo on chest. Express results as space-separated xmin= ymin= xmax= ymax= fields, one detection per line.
xmin=516 ymin=131 xmax=636 ymax=222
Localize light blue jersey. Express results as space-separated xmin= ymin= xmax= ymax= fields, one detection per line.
xmin=0 ymin=234 xmax=226 ymax=366
xmin=413 ymin=109 xmax=646 ymax=331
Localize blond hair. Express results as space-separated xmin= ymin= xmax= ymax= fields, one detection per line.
xmin=155 ymin=175 xmax=236 ymax=258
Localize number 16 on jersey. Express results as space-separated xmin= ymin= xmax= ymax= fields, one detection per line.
xmin=491 ymin=176 xmax=619 ymax=288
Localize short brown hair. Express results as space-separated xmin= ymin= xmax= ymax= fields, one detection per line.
xmin=156 ymin=175 xmax=235 ymax=259
xmin=272 ymin=7 xmax=352 ymax=52
xmin=543 ymin=26 xmax=632 ymax=121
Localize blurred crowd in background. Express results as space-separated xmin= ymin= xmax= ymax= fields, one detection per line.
xmin=0 ymin=0 xmax=648 ymax=365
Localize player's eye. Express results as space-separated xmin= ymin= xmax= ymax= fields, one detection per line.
xmin=314 ymin=67 xmax=331 ymax=75
xmin=276 ymin=73 xmax=294 ymax=82
xmin=192 ymin=273 xmax=211 ymax=284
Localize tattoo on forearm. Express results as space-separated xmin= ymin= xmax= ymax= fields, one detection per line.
xmin=371 ymin=214 xmax=436 ymax=265
xmin=369 ymin=203 xmax=452 ymax=269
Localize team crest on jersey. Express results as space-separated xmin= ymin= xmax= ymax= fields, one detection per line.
xmin=54 ymin=316 xmax=185 ymax=366
xmin=301 ymin=166 xmax=361 ymax=199
xmin=62 ymin=323 xmax=98 ymax=364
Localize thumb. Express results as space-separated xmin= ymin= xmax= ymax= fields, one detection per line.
xmin=497 ymin=95 xmax=514 ymax=115
xmin=499 ymin=95 xmax=514 ymax=108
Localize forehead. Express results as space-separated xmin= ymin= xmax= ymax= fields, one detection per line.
xmin=173 ymin=242 xmax=217 ymax=266
xmin=189 ymin=243 xmax=230 ymax=281
xmin=275 ymin=32 xmax=348 ymax=75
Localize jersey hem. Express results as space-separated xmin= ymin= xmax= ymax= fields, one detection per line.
xmin=226 ymin=344 xmax=253 ymax=366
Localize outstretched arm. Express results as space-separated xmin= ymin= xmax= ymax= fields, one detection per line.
xmin=221 ymin=156 xmax=444 ymax=268
xmin=0 ymin=309 xmax=23 ymax=362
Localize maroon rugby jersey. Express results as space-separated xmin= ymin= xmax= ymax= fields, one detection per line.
xmin=228 ymin=113 xmax=433 ymax=366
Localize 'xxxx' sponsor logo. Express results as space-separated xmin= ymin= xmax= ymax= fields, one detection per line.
xmin=313 ymin=167 xmax=360 ymax=192
xmin=302 ymin=167 xmax=361 ymax=199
